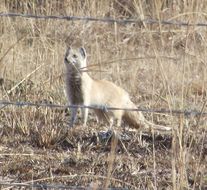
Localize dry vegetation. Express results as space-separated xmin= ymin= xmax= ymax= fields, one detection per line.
xmin=0 ymin=0 xmax=206 ymax=189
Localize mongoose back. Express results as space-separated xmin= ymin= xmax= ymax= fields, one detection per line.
xmin=64 ymin=46 xmax=171 ymax=131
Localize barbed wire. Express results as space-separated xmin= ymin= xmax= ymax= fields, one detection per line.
xmin=0 ymin=100 xmax=206 ymax=117
xmin=0 ymin=182 xmax=127 ymax=190
xmin=1 ymin=12 xmax=207 ymax=26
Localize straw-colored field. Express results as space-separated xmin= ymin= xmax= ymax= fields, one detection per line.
xmin=0 ymin=1 xmax=206 ymax=189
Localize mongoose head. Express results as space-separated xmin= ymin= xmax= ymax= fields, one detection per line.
xmin=64 ymin=47 xmax=87 ymax=71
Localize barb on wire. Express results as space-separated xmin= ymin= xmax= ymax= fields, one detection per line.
xmin=1 ymin=12 xmax=207 ymax=27
xmin=0 ymin=100 xmax=206 ymax=117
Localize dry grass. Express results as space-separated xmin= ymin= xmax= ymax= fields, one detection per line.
xmin=0 ymin=1 xmax=206 ymax=189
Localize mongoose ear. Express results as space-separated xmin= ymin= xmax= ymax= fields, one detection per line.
xmin=79 ymin=47 xmax=87 ymax=59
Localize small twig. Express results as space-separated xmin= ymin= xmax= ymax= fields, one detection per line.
xmin=0 ymin=36 xmax=25 ymax=66
xmin=6 ymin=63 xmax=45 ymax=95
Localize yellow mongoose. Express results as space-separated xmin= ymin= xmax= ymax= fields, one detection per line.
xmin=64 ymin=46 xmax=171 ymax=131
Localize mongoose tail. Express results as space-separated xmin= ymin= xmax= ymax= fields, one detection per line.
xmin=123 ymin=100 xmax=171 ymax=131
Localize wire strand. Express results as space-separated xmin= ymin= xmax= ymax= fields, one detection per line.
xmin=0 ymin=100 xmax=206 ymax=117
xmin=1 ymin=12 xmax=207 ymax=26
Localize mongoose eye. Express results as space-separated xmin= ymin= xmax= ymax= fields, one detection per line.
xmin=73 ymin=54 xmax=78 ymax=58
xmin=64 ymin=57 xmax=68 ymax=62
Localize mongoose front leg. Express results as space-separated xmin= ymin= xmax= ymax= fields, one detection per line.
xmin=70 ymin=107 xmax=78 ymax=127
xmin=109 ymin=118 xmax=114 ymax=130
xmin=81 ymin=107 xmax=89 ymax=127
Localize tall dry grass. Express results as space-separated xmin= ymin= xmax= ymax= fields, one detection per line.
xmin=0 ymin=0 xmax=206 ymax=189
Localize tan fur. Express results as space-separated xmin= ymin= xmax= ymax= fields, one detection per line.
xmin=64 ymin=46 xmax=171 ymax=131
